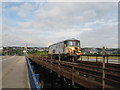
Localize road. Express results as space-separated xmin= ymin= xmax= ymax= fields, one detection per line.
xmin=1 ymin=56 xmax=29 ymax=88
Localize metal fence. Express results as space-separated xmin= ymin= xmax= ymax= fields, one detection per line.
xmin=26 ymin=56 xmax=40 ymax=89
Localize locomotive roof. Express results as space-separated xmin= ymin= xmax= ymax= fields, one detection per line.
xmin=65 ymin=38 xmax=80 ymax=41
xmin=49 ymin=38 xmax=80 ymax=47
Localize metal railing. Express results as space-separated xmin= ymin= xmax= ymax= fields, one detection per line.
xmin=26 ymin=56 xmax=40 ymax=89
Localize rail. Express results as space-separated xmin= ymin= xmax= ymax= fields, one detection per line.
xmin=26 ymin=56 xmax=40 ymax=89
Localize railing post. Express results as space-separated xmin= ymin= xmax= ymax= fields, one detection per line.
xmin=96 ymin=56 xmax=98 ymax=62
xmin=102 ymin=47 xmax=106 ymax=90
xmin=106 ymin=56 xmax=108 ymax=63
xmin=45 ymin=56 xmax=47 ymax=68
xmin=50 ymin=54 xmax=53 ymax=73
xmin=58 ymin=53 xmax=61 ymax=77
xmin=118 ymin=56 xmax=120 ymax=64
xmin=81 ymin=55 xmax=82 ymax=61
xmin=72 ymin=56 xmax=75 ymax=86
xmin=87 ymin=56 xmax=89 ymax=61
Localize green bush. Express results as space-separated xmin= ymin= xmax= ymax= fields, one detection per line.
xmin=28 ymin=50 xmax=48 ymax=56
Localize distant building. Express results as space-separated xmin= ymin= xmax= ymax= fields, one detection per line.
xmin=2 ymin=47 xmax=24 ymax=56
xmin=37 ymin=47 xmax=48 ymax=51
xmin=27 ymin=47 xmax=48 ymax=52
xmin=82 ymin=48 xmax=99 ymax=54
xmin=82 ymin=48 xmax=90 ymax=54
xmin=106 ymin=51 xmax=113 ymax=55
xmin=0 ymin=47 xmax=3 ymax=50
xmin=90 ymin=48 xmax=98 ymax=54
xmin=82 ymin=48 xmax=119 ymax=55
xmin=90 ymin=50 xmax=98 ymax=54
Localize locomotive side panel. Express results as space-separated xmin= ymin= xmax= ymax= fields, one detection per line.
xmin=48 ymin=39 xmax=82 ymax=55
xmin=48 ymin=41 xmax=66 ymax=54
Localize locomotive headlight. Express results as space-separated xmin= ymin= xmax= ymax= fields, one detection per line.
xmin=78 ymin=51 xmax=81 ymax=53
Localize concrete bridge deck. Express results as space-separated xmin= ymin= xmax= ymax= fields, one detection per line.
xmin=1 ymin=56 xmax=29 ymax=88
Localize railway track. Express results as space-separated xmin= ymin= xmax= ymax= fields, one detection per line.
xmin=28 ymin=55 xmax=120 ymax=89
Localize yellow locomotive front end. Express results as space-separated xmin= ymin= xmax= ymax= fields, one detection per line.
xmin=66 ymin=40 xmax=81 ymax=55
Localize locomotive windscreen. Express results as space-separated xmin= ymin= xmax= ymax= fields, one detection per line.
xmin=67 ymin=41 xmax=80 ymax=46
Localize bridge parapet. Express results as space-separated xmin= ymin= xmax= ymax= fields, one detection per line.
xmin=26 ymin=56 xmax=40 ymax=89
xmin=28 ymin=54 xmax=120 ymax=89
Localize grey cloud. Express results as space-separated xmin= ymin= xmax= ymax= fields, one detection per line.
xmin=2 ymin=2 xmax=118 ymax=48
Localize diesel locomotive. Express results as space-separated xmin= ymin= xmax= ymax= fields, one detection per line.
xmin=48 ymin=38 xmax=82 ymax=60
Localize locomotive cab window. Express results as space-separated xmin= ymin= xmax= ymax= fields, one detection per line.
xmin=76 ymin=41 xmax=80 ymax=46
xmin=67 ymin=41 xmax=73 ymax=46
xmin=67 ymin=41 xmax=80 ymax=46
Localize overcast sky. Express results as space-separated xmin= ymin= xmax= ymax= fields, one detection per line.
xmin=2 ymin=2 xmax=118 ymax=48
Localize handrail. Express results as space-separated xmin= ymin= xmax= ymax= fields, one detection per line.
xmin=26 ymin=56 xmax=40 ymax=89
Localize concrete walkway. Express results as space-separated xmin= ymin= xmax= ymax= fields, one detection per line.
xmin=2 ymin=56 xmax=29 ymax=88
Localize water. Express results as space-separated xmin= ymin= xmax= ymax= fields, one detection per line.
xmin=78 ymin=58 xmax=120 ymax=64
